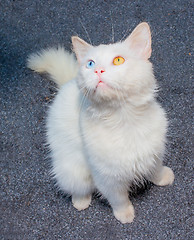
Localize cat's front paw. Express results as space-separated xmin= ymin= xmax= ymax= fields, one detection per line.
xmin=113 ymin=204 xmax=135 ymax=224
xmin=156 ymin=166 xmax=175 ymax=186
xmin=72 ymin=195 xmax=92 ymax=211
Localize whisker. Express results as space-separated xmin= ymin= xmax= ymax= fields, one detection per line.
xmin=79 ymin=18 xmax=92 ymax=45
xmin=78 ymin=82 xmax=94 ymax=116
xmin=114 ymin=87 xmax=129 ymax=120
xmin=121 ymin=28 xmax=131 ymax=42
xmin=78 ymin=88 xmax=88 ymax=115
xmin=109 ymin=10 xmax=115 ymax=43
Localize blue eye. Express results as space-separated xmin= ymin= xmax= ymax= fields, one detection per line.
xmin=86 ymin=60 xmax=95 ymax=68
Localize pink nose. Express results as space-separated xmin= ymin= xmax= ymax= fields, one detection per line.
xmin=94 ymin=68 xmax=105 ymax=76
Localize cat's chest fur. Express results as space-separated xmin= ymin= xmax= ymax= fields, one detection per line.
xmin=80 ymin=99 xmax=167 ymax=180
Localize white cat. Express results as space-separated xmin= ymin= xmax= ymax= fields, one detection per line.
xmin=27 ymin=22 xmax=174 ymax=224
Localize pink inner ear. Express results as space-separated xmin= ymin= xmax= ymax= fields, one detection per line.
xmin=72 ymin=36 xmax=92 ymax=64
xmin=125 ymin=23 xmax=152 ymax=60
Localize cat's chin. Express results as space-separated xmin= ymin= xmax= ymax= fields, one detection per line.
xmin=80 ymin=82 xmax=124 ymax=107
xmin=90 ymin=85 xmax=120 ymax=105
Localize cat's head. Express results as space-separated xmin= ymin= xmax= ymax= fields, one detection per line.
xmin=72 ymin=22 xmax=156 ymax=107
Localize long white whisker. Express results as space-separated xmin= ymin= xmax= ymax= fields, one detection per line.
xmin=120 ymin=91 xmax=130 ymax=119
xmin=109 ymin=11 xmax=115 ymax=43
xmin=114 ymin=86 xmax=129 ymax=121
xmin=121 ymin=28 xmax=130 ymax=42
xmin=79 ymin=18 xmax=92 ymax=45
xmin=78 ymin=81 xmax=94 ymax=116
xmin=78 ymin=87 xmax=89 ymax=115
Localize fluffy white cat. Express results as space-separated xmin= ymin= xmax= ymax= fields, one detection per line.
xmin=27 ymin=22 xmax=174 ymax=223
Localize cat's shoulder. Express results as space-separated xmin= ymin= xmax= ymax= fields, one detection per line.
xmin=49 ymin=79 xmax=80 ymax=114
xmin=54 ymin=78 xmax=79 ymax=102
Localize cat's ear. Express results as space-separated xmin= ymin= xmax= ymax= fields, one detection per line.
xmin=72 ymin=36 xmax=92 ymax=63
xmin=124 ymin=22 xmax=152 ymax=60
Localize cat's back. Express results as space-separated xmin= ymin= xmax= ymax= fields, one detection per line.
xmin=47 ymin=79 xmax=79 ymax=120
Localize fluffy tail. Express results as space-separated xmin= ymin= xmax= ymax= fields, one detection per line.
xmin=27 ymin=47 xmax=78 ymax=87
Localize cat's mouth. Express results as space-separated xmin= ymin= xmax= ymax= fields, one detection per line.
xmin=97 ymin=80 xmax=105 ymax=87
xmin=94 ymin=80 xmax=107 ymax=93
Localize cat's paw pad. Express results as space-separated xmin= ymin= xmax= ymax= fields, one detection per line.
xmin=113 ymin=204 xmax=135 ymax=224
xmin=157 ymin=166 xmax=175 ymax=186
xmin=72 ymin=195 xmax=91 ymax=211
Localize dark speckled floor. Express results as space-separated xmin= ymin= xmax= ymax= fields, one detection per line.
xmin=0 ymin=1 xmax=193 ymax=239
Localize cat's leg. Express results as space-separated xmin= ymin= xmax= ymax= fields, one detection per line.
xmin=147 ymin=160 xmax=174 ymax=186
xmin=93 ymin=176 xmax=134 ymax=224
xmin=111 ymin=190 xmax=135 ymax=224
xmin=72 ymin=194 xmax=92 ymax=211
xmin=70 ymin=163 xmax=94 ymax=211
xmin=52 ymin=151 xmax=94 ymax=211
xmin=58 ymin=166 xmax=94 ymax=210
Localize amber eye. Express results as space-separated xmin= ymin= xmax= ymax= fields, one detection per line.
xmin=113 ymin=56 xmax=125 ymax=65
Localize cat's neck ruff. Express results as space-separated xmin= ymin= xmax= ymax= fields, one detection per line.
xmin=82 ymin=92 xmax=155 ymax=124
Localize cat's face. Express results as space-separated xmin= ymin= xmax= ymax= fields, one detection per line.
xmin=72 ymin=22 xmax=156 ymax=106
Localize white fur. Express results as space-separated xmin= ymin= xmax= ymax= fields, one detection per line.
xmin=27 ymin=47 xmax=78 ymax=87
xmin=28 ymin=22 xmax=174 ymax=224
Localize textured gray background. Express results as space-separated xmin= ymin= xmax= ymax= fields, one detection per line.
xmin=0 ymin=0 xmax=193 ymax=239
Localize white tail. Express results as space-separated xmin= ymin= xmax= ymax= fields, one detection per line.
xmin=27 ymin=47 xmax=78 ymax=87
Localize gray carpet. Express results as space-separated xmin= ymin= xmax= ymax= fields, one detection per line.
xmin=0 ymin=1 xmax=193 ymax=239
